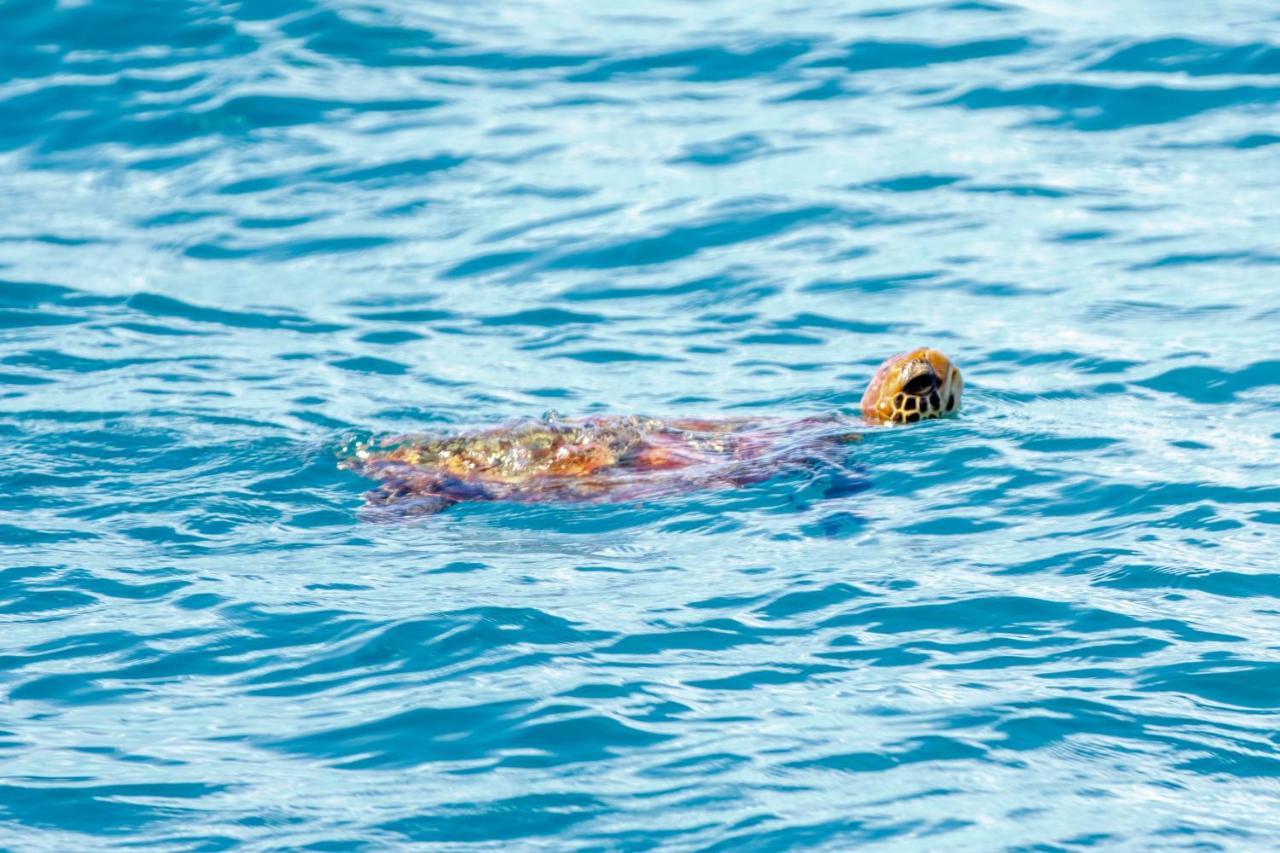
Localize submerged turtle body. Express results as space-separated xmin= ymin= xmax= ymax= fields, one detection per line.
xmin=341 ymin=347 xmax=963 ymax=514
xmin=343 ymin=413 xmax=858 ymax=514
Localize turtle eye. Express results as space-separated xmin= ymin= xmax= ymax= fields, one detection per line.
xmin=902 ymin=372 xmax=936 ymax=395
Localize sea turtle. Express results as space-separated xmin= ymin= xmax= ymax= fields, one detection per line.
xmin=341 ymin=347 xmax=962 ymax=514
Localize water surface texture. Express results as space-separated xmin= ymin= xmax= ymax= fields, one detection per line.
xmin=3 ymin=0 xmax=1280 ymax=848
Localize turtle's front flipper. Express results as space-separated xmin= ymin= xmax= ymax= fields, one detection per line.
xmin=351 ymin=458 xmax=467 ymax=514
xmin=361 ymin=486 xmax=457 ymax=517
xmin=361 ymin=465 xmax=461 ymax=514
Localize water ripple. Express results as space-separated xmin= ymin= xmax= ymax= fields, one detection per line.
xmin=1088 ymin=38 xmax=1280 ymax=76
xmin=943 ymin=82 xmax=1280 ymax=130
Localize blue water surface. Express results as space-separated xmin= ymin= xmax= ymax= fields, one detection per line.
xmin=2 ymin=0 xmax=1280 ymax=848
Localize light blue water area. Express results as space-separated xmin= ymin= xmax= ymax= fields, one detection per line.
xmin=2 ymin=0 xmax=1279 ymax=847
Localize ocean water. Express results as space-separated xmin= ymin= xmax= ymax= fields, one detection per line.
xmin=2 ymin=0 xmax=1279 ymax=848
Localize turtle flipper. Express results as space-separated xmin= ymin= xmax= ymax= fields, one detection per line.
xmin=350 ymin=458 xmax=459 ymax=513
xmin=361 ymin=487 xmax=457 ymax=518
xmin=355 ymin=454 xmax=501 ymax=515
xmin=361 ymin=466 xmax=461 ymax=514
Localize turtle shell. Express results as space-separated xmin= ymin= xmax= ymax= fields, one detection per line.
xmin=341 ymin=413 xmax=860 ymax=513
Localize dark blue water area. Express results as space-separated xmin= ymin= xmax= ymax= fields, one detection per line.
xmin=1 ymin=0 xmax=1279 ymax=848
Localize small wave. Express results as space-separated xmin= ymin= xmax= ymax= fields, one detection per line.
xmin=668 ymin=133 xmax=794 ymax=168
xmin=183 ymin=234 xmax=397 ymax=262
xmin=857 ymin=173 xmax=967 ymax=192
xmin=941 ymin=82 xmax=1280 ymax=130
xmin=380 ymin=793 xmax=607 ymax=844
xmin=540 ymin=204 xmax=890 ymax=273
xmin=566 ymin=40 xmax=816 ymax=83
xmin=268 ymin=698 xmax=667 ymax=770
xmin=1137 ymin=360 xmax=1280 ymax=403
xmin=807 ymin=36 xmax=1035 ymax=72
xmin=1087 ymin=38 xmax=1280 ymax=77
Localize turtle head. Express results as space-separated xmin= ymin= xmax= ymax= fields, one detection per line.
xmin=860 ymin=348 xmax=962 ymax=424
